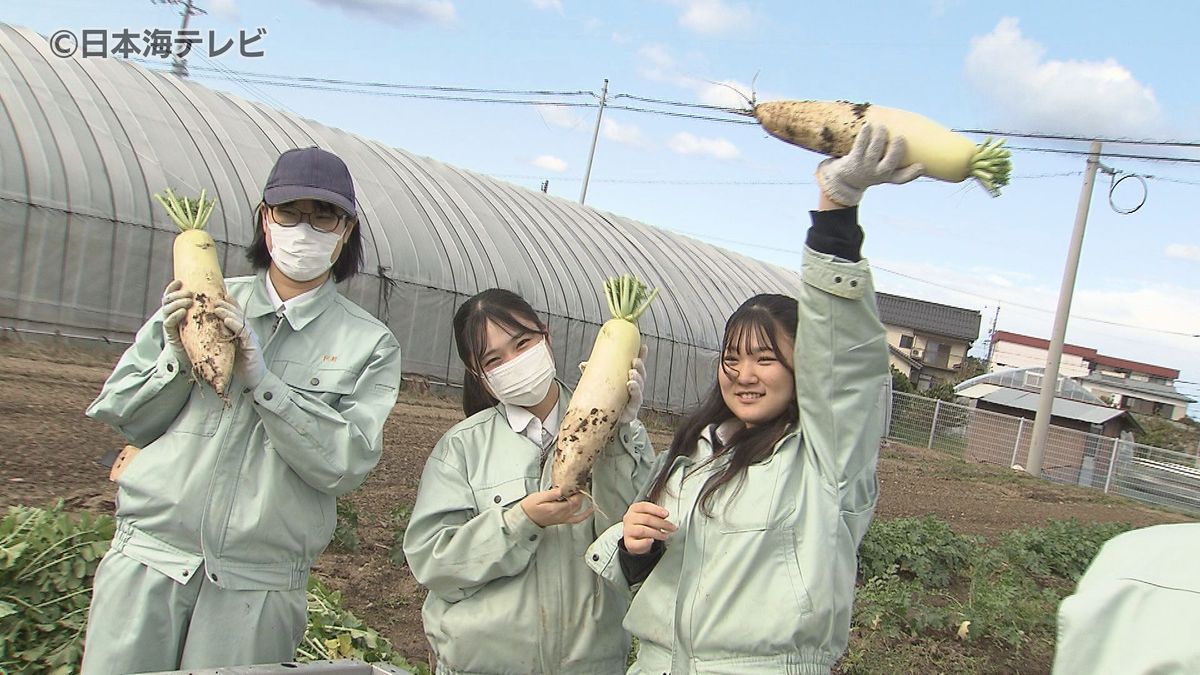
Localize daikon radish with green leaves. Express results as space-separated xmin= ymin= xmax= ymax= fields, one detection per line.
xmin=553 ymin=274 xmax=659 ymax=498
xmin=154 ymin=187 xmax=235 ymax=400
xmin=750 ymin=100 xmax=1012 ymax=196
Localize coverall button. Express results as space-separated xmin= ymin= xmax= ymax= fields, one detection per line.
xmin=592 ymin=554 xmax=600 ymax=561
xmin=310 ymin=377 xmax=320 ymax=386
xmin=264 ymin=391 xmax=273 ymax=401
xmin=528 ymin=534 xmax=538 ymax=542
xmin=166 ymin=363 xmax=174 ymax=372
xmin=243 ymin=388 xmax=251 ymax=394
xmin=493 ymin=495 xmax=502 ymax=504
xmin=850 ymin=279 xmax=858 ymax=287
xmin=210 ymin=573 xmax=218 ymax=582
xmin=834 ymin=276 xmax=843 ymax=283
xmin=181 ymin=570 xmax=188 ymax=577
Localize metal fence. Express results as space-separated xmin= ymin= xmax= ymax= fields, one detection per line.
xmin=887 ymin=391 xmax=1200 ymax=517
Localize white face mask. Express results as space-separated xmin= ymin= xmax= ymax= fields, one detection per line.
xmin=484 ymin=340 xmax=557 ymax=407
xmin=267 ymin=220 xmax=344 ymax=282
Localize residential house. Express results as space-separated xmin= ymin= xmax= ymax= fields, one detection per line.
xmin=987 ymin=331 xmax=1194 ymax=421
xmin=955 ymin=368 xmax=1139 ymax=488
xmin=877 ymin=292 xmax=981 ymax=390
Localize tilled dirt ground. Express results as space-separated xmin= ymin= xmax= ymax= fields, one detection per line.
xmin=0 ymin=338 xmax=1191 ymax=665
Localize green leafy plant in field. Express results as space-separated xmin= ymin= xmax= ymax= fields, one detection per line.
xmin=997 ymin=519 xmax=1131 ymax=581
xmin=301 ymin=576 xmax=428 ymax=673
xmin=853 ymin=517 xmax=1133 ymax=657
xmin=0 ymin=504 xmax=114 ymax=675
xmin=858 ymin=516 xmax=975 ymax=589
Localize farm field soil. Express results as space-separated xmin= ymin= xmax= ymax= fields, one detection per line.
xmin=0 ymin=339 xmax=1191 ymax=666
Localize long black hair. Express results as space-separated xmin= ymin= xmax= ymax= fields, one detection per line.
xmin=453 ymin=289 xmax=550 ymax=417
xmin=647 ymin=293 xmax=800 ymax=516
xmin=246 ymin=203 xmax=365 ymax=282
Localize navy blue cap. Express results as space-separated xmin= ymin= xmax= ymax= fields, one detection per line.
xmin=263 ymin=147 xmax=356 ymax=217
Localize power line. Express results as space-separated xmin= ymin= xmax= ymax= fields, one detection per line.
xmin=648 ymin=225 xmax=1198 ymax=339
xmin=953 ymin=129 xmax=1200 ymax=149
xmin=610 ymin=93 xmax=744 ymax=114
xmin=125 ymin=64 xmax=1200 ymax=165
xmin=1008 ymin=145 xmax=1200 ymax=165
xmin=605 ymin=104 xmax=757 ymax=125
xmin=141 ymin=67 xmax=600 ymax=106
xmin=137 ymin=60 xmax=596 ymax=98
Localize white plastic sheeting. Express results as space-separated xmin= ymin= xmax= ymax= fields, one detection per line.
xmin=0 ymin=23 xmax=816 ymax=413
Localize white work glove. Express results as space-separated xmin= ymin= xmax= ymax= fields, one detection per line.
xmin=160 ymin=279 xmax=193 ymax=363
xmin=620 ymin=345 xmax=648 ymax=425
xmin=581 ymin=345 xmax=647 ymax=425
xmin=816 ymin=123 xmax=925 ymax=207
xmin=213 ymin=299 xmax=267 ymax=389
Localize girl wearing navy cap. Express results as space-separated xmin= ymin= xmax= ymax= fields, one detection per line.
xmin=81 ymin=147 xmax=403 ymax=673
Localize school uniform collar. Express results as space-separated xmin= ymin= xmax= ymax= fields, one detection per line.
xmin=501 ymin=383 xmax=565 ymax=439
xmin=246 ymin=270 xmax=337 ymax=330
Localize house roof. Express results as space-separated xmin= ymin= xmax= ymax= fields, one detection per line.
xmin=991 ymin=331 xmax=1179 ymax=379
xmin=991 ymin=331 xmax=1098 ymax=360
xmin=1090 ymin=355 xmax=1180 ymax=380
xmin=957 ymin=383 xmax=1128 ymax=425
xmin=876 ymin=293 xmax=981 ymax=343
xmin=1082 ymin=374 xmax=1196 ymax=404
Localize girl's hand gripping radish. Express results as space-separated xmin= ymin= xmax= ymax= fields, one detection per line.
xmin=750 ymin=99 xmax=1012 ymax=196
xmin=817 ymin=124 xmax=924 ymax=206
xmin=579 ymin=344 xmax=648 ymax=425
xmin=160 ymin=279 xmax=194 ymax=362
xmin=520 ymin=488 xmax=594 ymax=528
xmin=214 ymin=299 xmax=267 ymax=389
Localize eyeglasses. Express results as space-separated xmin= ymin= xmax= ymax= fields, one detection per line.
xmin=267 ymin=203 xmax=352 ymax=233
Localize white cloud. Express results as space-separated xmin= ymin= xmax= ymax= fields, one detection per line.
xmin=666 ymin=0 xmax=752 ymax=35
xmin=208 ymin=0 xmax=239 ymax=20
xmin=965 ymin=18 xmax=1163 ymax=137
xmin=611 ymin=31 xmax=631 ymax=45
xmin=530 ymin=0 xmax=562 ymax=11
xmin=536 ymin=104 xmax=584 ymax=130
xmin=532 ymin=155 xmax=568 ymax=173
xmin=304 ymin=0 xmax=456 ymax=25
xmin=1166 ymin=244 xmax=1200 ymax=262
xmin=636 ymin=44 xmax=695 ymax=87
xmin=602 ymin=118 xmax=646 ymax=146
xmin=667 ymin=132 xmax=740 ymax=160
xmin=984 ymin=274 xmax=1015 ymax=289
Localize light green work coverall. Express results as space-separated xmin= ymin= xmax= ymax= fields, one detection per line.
xmin=588 ymin=243 xmax=888 ymax=675
xmin=81 ymin=272 xmax=402 ymax=674
xmin=403 ymin=385 xmax=654 ymax=674
xmin=1053 ymin=522 xmax=1200 ymax=674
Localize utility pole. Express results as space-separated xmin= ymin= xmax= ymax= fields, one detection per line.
xmin=579 ymin=78 xmax=609 ymax=205
xmin=153 ymin=0 xmax=206 ymax=78
xmin=984 ymin=306 xmax=1000 ymax=369
xmin=1026 ymin=141 xmax=1103 ymax=476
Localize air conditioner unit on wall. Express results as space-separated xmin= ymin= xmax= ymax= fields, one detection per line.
xmin=910 ymin=348 xmax=923 ymax=360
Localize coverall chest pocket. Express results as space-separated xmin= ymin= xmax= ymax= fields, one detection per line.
xmin=716 ymin=460 xmax=783 ymax=533
xmin=169 ymin=385 xmax=224 ymax=437
xmin=281 ymin=363 xmax=357 ymax=406
xmin=473 ymin=476 xmax=529 ymax=513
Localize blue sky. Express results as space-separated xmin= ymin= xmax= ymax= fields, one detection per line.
xmin=7 ymin=1 xmax=1200 ymax=416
